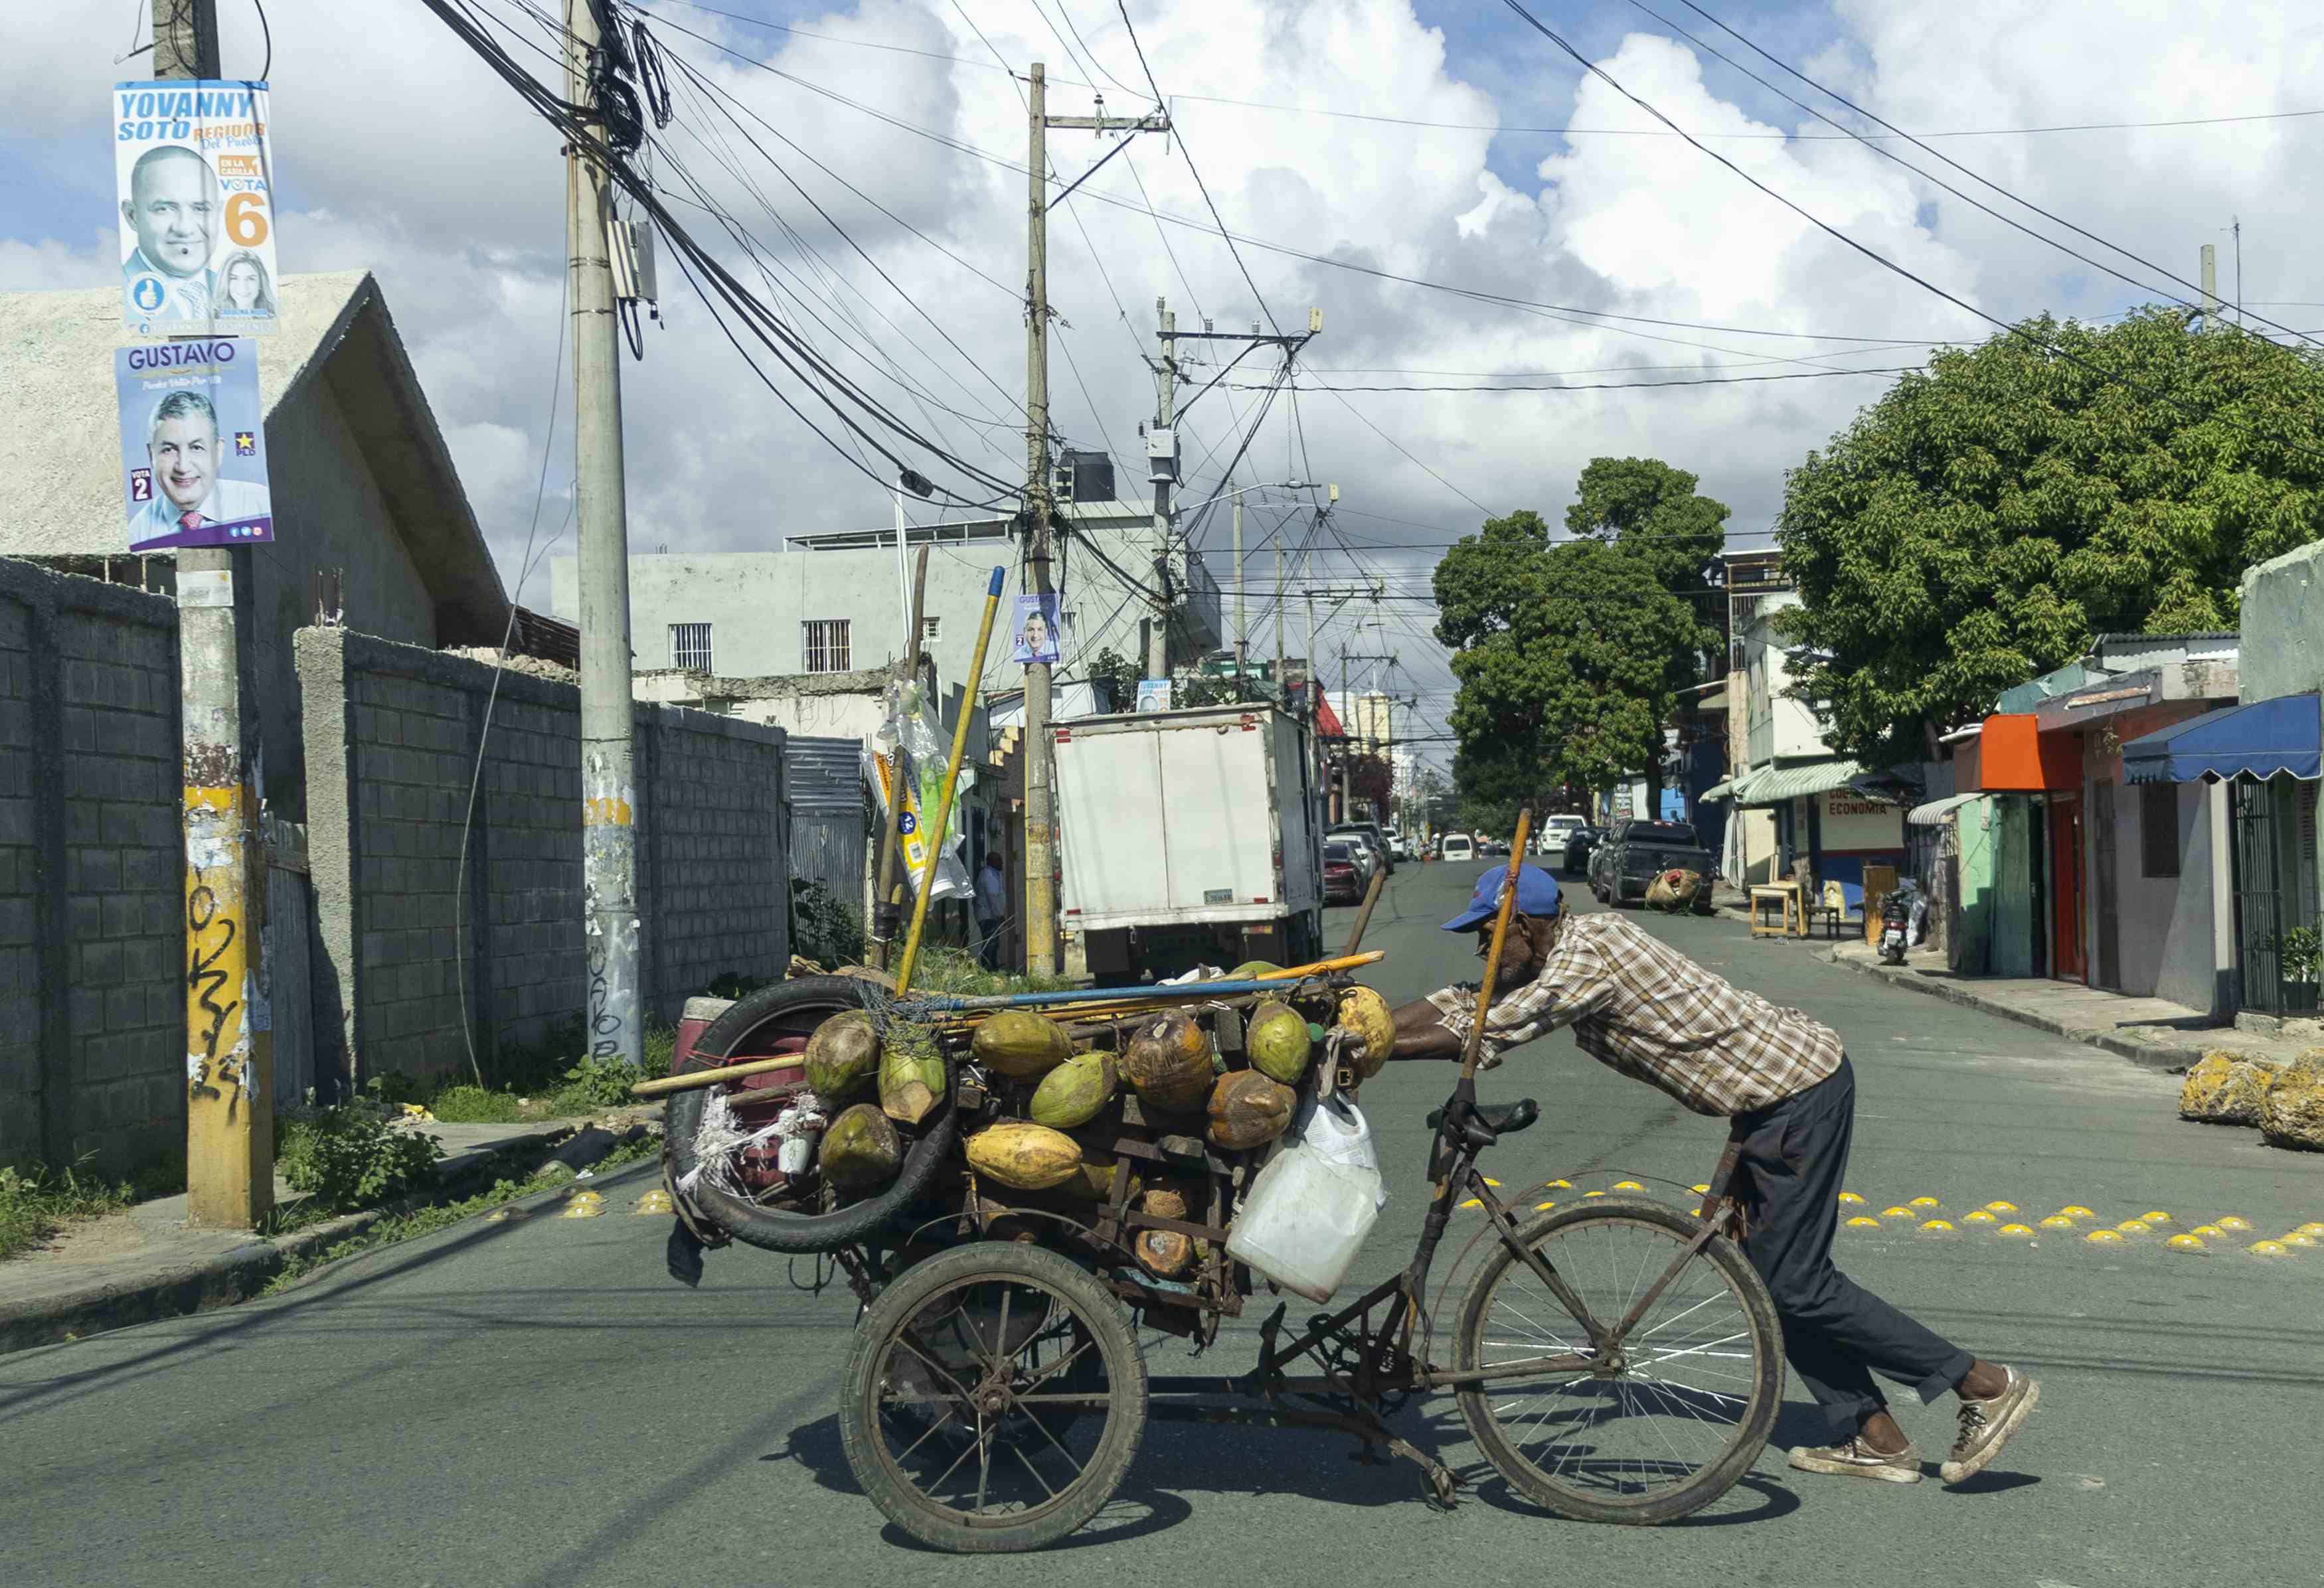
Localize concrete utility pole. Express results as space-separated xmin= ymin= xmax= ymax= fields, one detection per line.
xmin=159 ymin=0 xmax=270 ymax=1230
xmin=568 ymin=0 xmax=642 ymax=1070
xmin=1147 ymin=297 xmax=1175 ymax=681
xmin=2200 ymin=243 xmax=2219 ymax=327
xmin=1232 ymin=492 xmax=1246 ymax=673
xmin=1021 ymin=64 xmax=1167 ymax=973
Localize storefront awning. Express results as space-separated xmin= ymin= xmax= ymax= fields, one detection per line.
xmin=2121 ymin=694 xmax=2321 ymax=784
xmin=1979 ymin=712 xmax=2082 ymax=792
xmin=1734 ymin=759 xmax=1868 ymax=806
xmin=1699 ymin=777 xmax=1739 ymax=803
xmin=1906 ymin=791 xmax=1985 ymax=826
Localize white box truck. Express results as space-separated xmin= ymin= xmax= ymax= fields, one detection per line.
xmin=1052 ymin=702 xmax=1327 ymax=981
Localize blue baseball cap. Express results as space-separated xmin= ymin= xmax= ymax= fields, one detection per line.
xmin=1442 ymin=864 xmax=1562 ymax=931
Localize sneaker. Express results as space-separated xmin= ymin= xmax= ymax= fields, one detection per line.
xmin=1941 ymin=1367 xmax=2040 ymax=1485
xmin=1787 ymin=1435 xmax=1922 ymax=1484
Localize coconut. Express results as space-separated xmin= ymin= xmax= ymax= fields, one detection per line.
xmin=970 ymin=1010 xmax=1074 ymax=1078
xmin=1335 ymin=985 xmax=1396 ymax=1079
xmin=1228 ymin=960 xmax=1284 ymax=982
xmin=964 ymin=1120 xmax=1084 ymax=1190
xmin=1057 ymin=1145 xmax=1135 ymax=1202
xmin=1123 ymin=1010 xmax=1214 ymax=1112
xmin=818 ymin=1103 xmax=902 ymax=1188
xmin=1207 ymin=1070 xmax=1296 ymax=1150
xmin=803 ymin=1009 xmax=880 ymax=1097
xmin=1246 ymin=1000 xmax=1312 ymax=1084
xmin=878 ymin=1020 xmax=947 ymax=1125
xmin=1030 ymin=1050 xmax=1117 ymax=1129
xmin=1135 ymin=1228 xmax=1195 ymax=1278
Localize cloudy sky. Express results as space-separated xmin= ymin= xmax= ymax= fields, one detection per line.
xmin=8 ymin=1 xmax=2320 ymax=755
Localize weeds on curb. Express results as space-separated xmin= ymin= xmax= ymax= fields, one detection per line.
xmin=0 ymin=1164 xmax=134 ymax=1261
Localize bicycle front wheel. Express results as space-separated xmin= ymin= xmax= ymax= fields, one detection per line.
xmin=1453 ymin=1198 xmax=1782 ymax=1525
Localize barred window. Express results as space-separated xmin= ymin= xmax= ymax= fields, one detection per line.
xmin=2140 ymin=781 xmax=2180 ymax=878
xmin=922 ymin=616 xmax=942 ymax=642
xmin=669 ymin=621 xmax=712 ymax=672
xmin=802 ymin=618 xmax=851 ymax=673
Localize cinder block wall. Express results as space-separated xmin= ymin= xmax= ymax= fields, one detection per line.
xmin=297 ymin=628 xmax=789 ymax=1089
xmin=0 ymin=560 xmax=183 ymax=1173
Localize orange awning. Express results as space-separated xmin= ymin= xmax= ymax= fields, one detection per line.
xmin=1980 ymin=713 xmax=2080 ymax=792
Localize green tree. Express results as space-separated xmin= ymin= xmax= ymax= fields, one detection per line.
xmin=1779 ymin=309 xmax=2324 ymax=764
xmin=1566 ymin=455 xmax=1732 ymax=601
xmin=1435 ymin=513 xmax=1706 ymax=816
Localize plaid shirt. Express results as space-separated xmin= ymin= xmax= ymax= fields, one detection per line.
xmin=1427 ymin=912 xmax=1842 ymax=1117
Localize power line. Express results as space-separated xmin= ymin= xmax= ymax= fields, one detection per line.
xmin=1232 ymin=365 xmax=1917 ymax=392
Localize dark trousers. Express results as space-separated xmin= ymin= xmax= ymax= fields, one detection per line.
xmin=975 ymin=917 xmax=1003 ymax=971
xmin=1731 ymin=1057 xmax=1973 ymax=1441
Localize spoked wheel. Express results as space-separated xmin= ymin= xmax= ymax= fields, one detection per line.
xmin=1453 ymin=1198 xmax=1782 ymax=1525
xmin=841 ymin=1241 xmax=1147 ymax=1553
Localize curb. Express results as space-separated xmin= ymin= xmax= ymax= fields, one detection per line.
xmin=1819 ymin=949 xmax=2195 ymax=1073
xmin=0 ymin=1122 xmax=637 ymax=1357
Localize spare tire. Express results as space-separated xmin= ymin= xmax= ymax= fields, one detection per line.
xmin=664 ymin=975 xmax=957 ymax=1254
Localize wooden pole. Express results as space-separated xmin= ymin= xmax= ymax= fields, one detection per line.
xmin=1341 ymin=862 xmax=1387 ymax=957
xmin=1457 ymin=807 xmax=1534 ymax=1085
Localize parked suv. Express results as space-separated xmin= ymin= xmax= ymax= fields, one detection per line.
xmin=1327 ymin=821 xmax=1396 ymax=876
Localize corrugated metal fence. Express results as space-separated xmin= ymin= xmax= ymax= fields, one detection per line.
xmin=786 ymin=734 xmax=868 ymax=912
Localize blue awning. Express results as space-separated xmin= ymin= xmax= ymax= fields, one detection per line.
xmin=2121 ymin=694 xmax=2321 ymax=784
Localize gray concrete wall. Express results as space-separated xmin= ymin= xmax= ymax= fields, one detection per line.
xmin=2239 ymin=539 xmax=2324 ymax=704
xmin=2082 ymin=702 xmax=2227 ymax=1010
xmin=0 ymin=560 xmax=183 ymax=1174
xmin=298 ymin=628 xmax=789 ymax=1088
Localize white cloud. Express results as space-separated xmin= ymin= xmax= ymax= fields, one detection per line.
xmin=1 ymin=0 xmax=2314 ymax=734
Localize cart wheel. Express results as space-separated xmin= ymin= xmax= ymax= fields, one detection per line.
xmin=841 ymin=1241 xmax=1147 ymax=1553
xmin=1453 ymin=1198 xmax=1782 ymax=1526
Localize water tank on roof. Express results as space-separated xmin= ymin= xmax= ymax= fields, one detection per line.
xmin=1052 ymin=448 xmax=1116 ymax=505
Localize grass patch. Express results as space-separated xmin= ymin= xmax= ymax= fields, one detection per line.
xmin=903 ymin=945 xmax=1079 ymax=998
xmin=262 ymin=1133 xmax=661 ymax=1295
xmin=426 ymin=1084 xmax=527 ymax=1125
xmin=0 ymin=1163 xmax=135 ymax=1261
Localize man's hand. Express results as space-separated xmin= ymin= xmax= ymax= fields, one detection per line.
xmin=1389 ymin=996 xmax=1463 ymax=1062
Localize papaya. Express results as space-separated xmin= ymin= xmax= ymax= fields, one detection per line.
xmin=878 ymin=1020 xmax=946 ymax=1125
xmin=1122 ymin=1010 xmax=1214 ymax=1111
xmin=1246 ymin=1000 xmax=1312 ymax=1084
xmin=1030 ymin=1050 xmax=1117 ymax=1129
xmin=818 ymin=1103 xmax=902 ymax=1188
xmin=970 ymin=1009 xmax=1074 ymax=1078
xmin=1207 ymin=1070 xmax=1295 ymax=1150
xmin=964 ymin=1120 xmax=1084 ymax=1190
xmin=1335 ymin=985 xmax=1395 ymax=1080
xmin=804 ymin=1009 xmax=880 ymax=1098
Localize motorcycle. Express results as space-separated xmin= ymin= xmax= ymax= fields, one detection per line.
xmin=1877 ymin=882 xmax=1916 ymax=965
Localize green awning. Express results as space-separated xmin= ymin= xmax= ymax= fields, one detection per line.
xmin=1732 ymin=758 xmax=1870 ymax=806
xmin=1699 ymin=777 xmax=1739 ymax=802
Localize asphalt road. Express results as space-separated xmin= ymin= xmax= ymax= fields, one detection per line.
xmin=7 ymin=862 xmax=2323 ymax=1587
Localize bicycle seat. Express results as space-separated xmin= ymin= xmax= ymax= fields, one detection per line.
xmin=1426 ymin=1098 xmax=1540 ymax=1139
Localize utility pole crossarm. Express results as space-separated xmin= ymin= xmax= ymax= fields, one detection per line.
xmin=1043 ymin=113 xmax=1171 ymax=131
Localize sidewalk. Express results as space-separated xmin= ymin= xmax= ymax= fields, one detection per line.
xmin=0 ymin=1113 xmax=653 ymax=1356
xmin=1820 ymin=940 xmax=2320 ymax=1072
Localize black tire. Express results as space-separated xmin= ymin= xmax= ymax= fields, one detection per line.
xmin=1453 ymin=1198 xmax=1782 ymax=1526
xmin=663 ymin=976 xmax=957 ymax=1255
xmin=841 ymin=1241 xmax=1147 ymax=1553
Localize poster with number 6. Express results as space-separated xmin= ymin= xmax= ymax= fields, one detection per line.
xmin=115 ymin=79 xmax=276 ymax=337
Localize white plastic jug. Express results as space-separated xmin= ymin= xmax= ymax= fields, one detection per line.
xmin=1226 ymin=1095 xmax=1385 ymax=1303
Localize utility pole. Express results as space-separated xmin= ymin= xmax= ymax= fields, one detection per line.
xmin=2200 ymin=243 xmax=2219 ymax=327
xmin=568 ymin=0 xmax=641 ymax=1070
xmin=1147 ymin=296 xmax=1175 ymax=682
xmin=1022 ymin=64 xmax=1166 ymax=973
xmin=1232 ymin=491 xmax=1246 ymax=675
xmin=162 ymin=0 xmax=268 ymax=1228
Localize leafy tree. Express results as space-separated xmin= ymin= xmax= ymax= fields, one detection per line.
xmin=1085 ymin=647 xmax=1138 ymax=713
xmin=1566 ymin=455 xmax=1732 ymax=603
xmin=1779 ymin=309 xmax=2324 ymax=764
xmin=1345 ymin=752 xmax=1393 ymax=812
xmin=1435 ymin=513 xmax=1706 ymax=816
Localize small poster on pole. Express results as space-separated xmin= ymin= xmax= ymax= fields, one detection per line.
xmin=117 ymin=339 xmax=273 ymax=550
xmin=1135 ymin=678 xmax=1172 ymax=713
xmin=1009 ymin=595 xmax=1062 ymax=665
xmin=115 ymin=79 xmax=277 ymax=337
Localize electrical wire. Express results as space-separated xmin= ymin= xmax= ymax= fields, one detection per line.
xmin=1232 ymin=365 xmax=1918 ymax=392
xmin=249 ymin=0 xmax=271 ymax=80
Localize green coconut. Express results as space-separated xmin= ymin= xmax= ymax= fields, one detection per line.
xmin=819 ymin=1103 xmax=902 ymax=1188
xmin=1246 ymin=1000 xmax=1313 ymax=1084
xmin=803 ymin=1009 xmax=880 ymax=1098
xmin=878 ymin=1020 xmax=947 ymax=1125
xmin=1228 ymin=960 xmax=1284 ymax=983
xmin=970 ymin=1010 xmax=1074 ymax=1078
xmin=1029 ymin=1050 xmax=1117 ymax=1129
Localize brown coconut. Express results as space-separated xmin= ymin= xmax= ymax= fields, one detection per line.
xmin=803 ymin=1009 xmax=880 ymax=1097
xmin=1335 ymin=985 xmax=1396 ymax=1080
xmin=878 ymin=1021 xmax=948 ymax=1125
xmin=1207 ymin=1070 xmax=1296 ymax=1151
xmin=1123 ymin=1010 xmax=1215 ymax=1112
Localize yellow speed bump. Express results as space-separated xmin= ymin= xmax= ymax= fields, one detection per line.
xmin=2038 ymin=1216 xmax=2077 ymax=1230
xmin=1997 ymin=1223 xmax=2036 ymax=1239
xmin=1918 ymin=1219 xmax=1955 ymax=1233
xmin=1880 ymin=1205 xmax=1914 ymax=1218
xmin=1535 ymin=1200 xmax=1558 ymax=1211
xmin=2215 ymin=1216 xmax=2253 ymax=1233
xmin=2114 ymin=1219 xmax=2152 ymax=1234
xmin=634 ymin=1189 xmax=674 ymax=1216
xmin=2058 ymin=1205 xmax=2097 ymax=1220
xmin=2299 ymin=1222 xmax=2324 ymax=1238
xmin=484 ymin=1206 xmax=529 ymax=1223
xmin=1481 ymin=1178 xmax=1503 ymax=1188
xmin=2280 ymin=1232 xmax=2317 ymax=1249
xmin=2165 ymin=1233 xmax=2206 ymax=1252
xmin=1838 ymin=1192 xmax=1866 ymax=1204
xmin=1691 ymin=1184 xmax=1711 ymax=1195
xmin=1613 ymin=1180 xmax=1645 ymax=1191
xmin=1547 ymin=1180 xmax=1574 ymax=1190
xmin=1983 ymin=1201 xmax=2018 ymax=1214
xmin=2084 ymin=1229 xmax=2123 ymax=1245
xmin=559 ymin=1199 xmax=605 ymax=1219
xmin=1845 ymin=1216 xmax=1882 ymax=1228
xmin=1908 ymin=1196 xmax=1942 ymax=1209
xmin=2249 ymin=1240 xmax=2290 ymax=1257
xmin=2139 ymin=1211 xmax=2174 ymax=1226
xmin=1963 ymin=1210 xmax=1998 ymax=1226
xmin=1459 ymin=1198 xmax=1483 ymax=1210
xmin=2191 ymin=1224 xmax=2226 ymax=1239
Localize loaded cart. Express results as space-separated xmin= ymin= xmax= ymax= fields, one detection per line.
xmin=650 ymin=831 xmax=1787 ymax=1553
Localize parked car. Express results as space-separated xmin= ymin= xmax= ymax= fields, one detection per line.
xmin=1560 ymin=825 xmax=1605 ymax=877
xmin=1327 ymin=821 xmax=1397 ymax=876
xmin=1333 ymin=829 xmax=1382 ymax=891
xmin=1440 ymin=833 xmax=1476 ymax=864
xmin=1537 ymin=814 xmax=1586 ymax=857
xmin=1388 ymin=831 xmax=1410 ymax=862
xmin=1323 ymin=840 xmax=1364 ymax=904
xmin=1590 ymin=819 xmax=1716 ymax=907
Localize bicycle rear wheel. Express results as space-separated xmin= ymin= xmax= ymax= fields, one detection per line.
xmin=1453 ymin=1198 xmax=1782 ymax=1525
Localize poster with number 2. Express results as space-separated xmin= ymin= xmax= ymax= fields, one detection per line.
xmin=115 ymin=79 xmax=278 ymax=337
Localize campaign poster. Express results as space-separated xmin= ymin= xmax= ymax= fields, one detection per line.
xmin=1135 ymin=678 xmax=1172 ymax=713
xmin=115 ymin=80 xmax=277 ymax=337
xmin=117 ymin=339 xmax=273 ymax=550
xmin=1010 ymin=594 xmax=1062 ymax=665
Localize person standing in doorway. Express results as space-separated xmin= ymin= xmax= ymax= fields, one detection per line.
xmin=975 ymin=849 xmax=1009 ymax=972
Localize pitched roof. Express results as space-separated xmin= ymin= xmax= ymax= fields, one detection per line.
xmin=0 ymin=270 xmax=506 ymax=639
